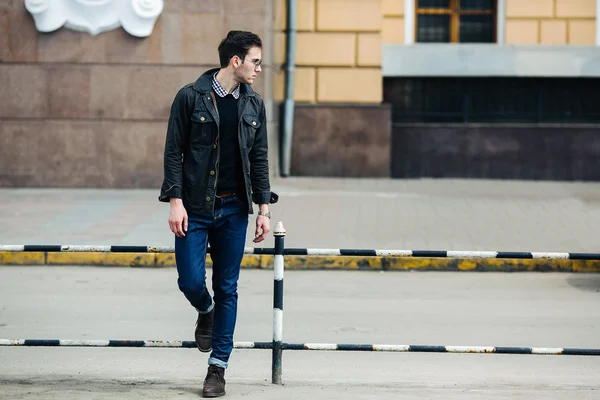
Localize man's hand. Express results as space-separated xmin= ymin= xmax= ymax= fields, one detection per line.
xmin=254 ymin=215 xmax=270 ymax=243
xmin=168 ymin=198 xmax=188 ymax=238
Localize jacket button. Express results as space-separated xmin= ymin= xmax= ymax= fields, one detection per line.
xmin=200 ymin=116 xmax=205 ymax=121
xmin=210 ymin=171 xmax=215 ymax=176
xmin=252 ymin=121 xmax=256 ymax=126
xmin=206 ymin=196 xmax=211 ymax=202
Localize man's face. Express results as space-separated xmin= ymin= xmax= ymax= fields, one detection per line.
xmin=234 ymin=46 xmax=262 ymax=85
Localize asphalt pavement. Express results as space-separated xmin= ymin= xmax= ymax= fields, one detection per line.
xmin=1 ymin=267 xmax=599 ymax=399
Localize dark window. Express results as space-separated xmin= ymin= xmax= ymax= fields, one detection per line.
xmin=419 ymin=0 xmax=451 ymax=8
xmin=383 ymin=77 xmax=600 ymax=123
xmin=416 ymin=0 xmax=496 ymax=43
xmin=417 ymin=14 xmax=451 ymax=42
xmin=460 ymin=0 xmax=494 ymax=10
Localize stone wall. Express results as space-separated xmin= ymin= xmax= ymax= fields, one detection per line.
xmin=506 ymin=0 xmax=596 ymax=44
xmin=273 ymin=0 xmax=383 ymax=103
xmin=0 ymin=0 xmax=276 ymax=187
xmin=392 ymin=123 xmax=600 ymax=181
xmin=290 ymin=104 xmax=391 ymax=177
xmin=382 ymin=0 xmax=404 ymax=45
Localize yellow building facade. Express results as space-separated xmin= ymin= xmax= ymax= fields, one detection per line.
xmin=274 ymin=0 xmax=384 ymax=103
xmin=276 ymin=0 xmax=598 ymax=104
xmin=505 ymin=0 xmax=595 ymax=44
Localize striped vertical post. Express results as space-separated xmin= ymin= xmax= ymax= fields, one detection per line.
xmin=272 ymin=221 xmax=286 ymax=385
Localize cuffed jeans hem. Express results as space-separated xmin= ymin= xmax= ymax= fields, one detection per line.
xmin=196 ymin=303 xmax=214 ymax=314
xmin=208 ymin=357 xmax=228 ymax=369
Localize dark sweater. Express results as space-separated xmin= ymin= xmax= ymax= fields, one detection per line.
xmin=215 ymin=94 xmax=244 ymax=197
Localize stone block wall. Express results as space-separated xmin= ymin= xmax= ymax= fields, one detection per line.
xmin=273 ymin=0 xmax=383 ymax=103
xmin=506 ymin=0 xmax=595 ymax=44
xmin=0 ymin=0 xmax=276 ymax=187
xmin=290 ymin=104 xmax=391 ymax=177
xmin=382 ymin=0 xmax=404 ymax=45
xmin=392 ymin=123 xmax=600 ymax=181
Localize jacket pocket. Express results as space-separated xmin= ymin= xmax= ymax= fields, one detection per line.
xmin=241 ymin=113 xmax=261 ymax=148
xmin=191 ymin=110 xmax=215 ymax=147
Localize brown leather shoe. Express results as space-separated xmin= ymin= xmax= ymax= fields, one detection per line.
xmin=195 ymin=308 xmax=213 ymax=353
xmin=202 ymin=365 xmax=226 ymax=398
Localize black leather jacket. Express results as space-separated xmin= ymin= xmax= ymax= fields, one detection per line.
xmin=159 ymin=68 xmax=277 ymax=215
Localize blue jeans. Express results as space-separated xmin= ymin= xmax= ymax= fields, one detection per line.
xmin=175 ymin=196 xmax=248 ymax=369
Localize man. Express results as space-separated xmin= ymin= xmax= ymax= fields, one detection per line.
xmin=159 ymin=30 xmax=277 ymax=398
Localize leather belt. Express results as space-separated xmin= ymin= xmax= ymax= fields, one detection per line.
xmin=216 ymin=192 xmax=236 ymax=198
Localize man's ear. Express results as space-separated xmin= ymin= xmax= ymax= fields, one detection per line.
xmin=231 ymin=55 xmax=240 ymax=68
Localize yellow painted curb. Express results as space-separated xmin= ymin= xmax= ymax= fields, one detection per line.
xmin=0 ymin=252 xmax=268 ymax=269
xmin=383 ymin=257 xmax=600 ymax=272
xmin=155 ymin=254 xmax=176 ymax=268
xmin=0 ymin=252 xmax=45 ymax=265
xmin=267 ymin=256 xmax=382 ymax=270
xmin=47 ymin=252 xmax=156 ymax=267
xmin=0 ymin=252 xmax=599 ymax=272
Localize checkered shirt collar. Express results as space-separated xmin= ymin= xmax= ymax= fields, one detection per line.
xmin=212 ymin=73 xmax=240 ymax=99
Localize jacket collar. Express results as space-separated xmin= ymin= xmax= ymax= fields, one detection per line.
xmin=193 ymin=68 xmax=256 ymax=97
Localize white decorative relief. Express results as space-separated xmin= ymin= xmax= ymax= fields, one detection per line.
xmin=25 ymin=0 xmax=163 ymax=37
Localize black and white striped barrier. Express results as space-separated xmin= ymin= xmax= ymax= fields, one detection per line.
xmin=272 ymin=223 xmax=285 ymax=385
xmin=277 ymin=249 xmax=600 ymax=260
xmin=2 ymin=340 xmax=599 ymax=356
xmin=2 ymin=245 xmax=600 ymax=260
xmin=4 ymin=229 xmax=600 ymax=385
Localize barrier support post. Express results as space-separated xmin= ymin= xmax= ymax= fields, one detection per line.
xmin=272 ymin=221 xmax=286 ymax=385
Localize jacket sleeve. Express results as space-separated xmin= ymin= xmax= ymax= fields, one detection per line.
xmin=248 ymin=101 xmax=275 ymax=205
xmin=158 ymin=87 xmax=192 ymax=202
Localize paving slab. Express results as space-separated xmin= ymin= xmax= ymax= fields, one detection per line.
xmin=1 ymin=177 xmax=600 ymax=253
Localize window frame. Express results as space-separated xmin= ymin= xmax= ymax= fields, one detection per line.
xmin=415 ymin=0 xmax=498 ymax=43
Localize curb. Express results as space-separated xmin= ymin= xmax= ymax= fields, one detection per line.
xmin=1 ymin=252 xmax=599 ymax=272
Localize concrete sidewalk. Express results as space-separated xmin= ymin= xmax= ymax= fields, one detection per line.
xmin=1 ymin=178 xmax=599 ymax=270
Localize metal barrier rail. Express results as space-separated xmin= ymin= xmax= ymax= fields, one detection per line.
xmin=2 ymin=340 xmax=599 ymax=356
xmin=2 ymin=245 xmax=600 ymax=260
xmin=3 ymin=222 xmax=600 ymax=385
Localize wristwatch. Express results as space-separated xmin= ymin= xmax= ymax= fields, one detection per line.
xmin=258 ymin=211 xmax=271 ymax=218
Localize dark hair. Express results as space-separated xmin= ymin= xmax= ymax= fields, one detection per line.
xmin=218 ymin=30 xmax=263 ymax=68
